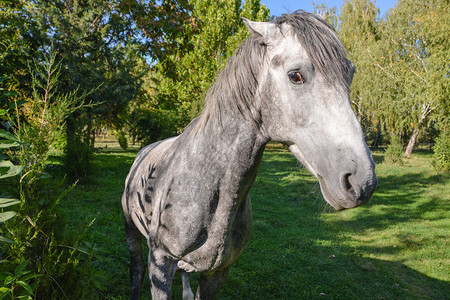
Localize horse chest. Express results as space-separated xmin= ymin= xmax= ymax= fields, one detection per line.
xmin=144 ymin=171 xmax=252 ymax=271
xmin=168 ymin=194 xmax=253 ymax=272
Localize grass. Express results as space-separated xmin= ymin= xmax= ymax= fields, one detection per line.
xmin=57 ymin=141 xmax=449 ymax=299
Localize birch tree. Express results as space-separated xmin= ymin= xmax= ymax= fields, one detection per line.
xmin=371 ymin=0 xmax=449 ymax=157
xmin=338 ymin=0 xmax=382 ymax=143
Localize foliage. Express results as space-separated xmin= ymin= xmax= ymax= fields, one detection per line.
xmin=0 ymin=130 xmax=22 ymax=244
xmin=0 ymin=260 xmax=41 ymax=300
xmin=0 ymin=78 xmax=40 ymax=300
xmin=432 ymin=124 xmax=449 ymax=171
xmin=329 ymin=0 xmax=449 ymax=155
xmin=15 ymin=52 xmax=90 ymax=173
xmin=0 ymin=0 xmax=36 ymax=100
xmin=128 ymin=108 xmax=172 ymax=146
xmin=384 ymin=133 xmax=404 ymax=165
xmin=0 ymin=54 xmax=105 ymax=298
xmin=75 ymin=241 xmax=108 ymax=296
xmin=116 ymin=130 xmax=128 ymax=151
xmin=144 ymin=0 xmax=270 ymax=141
xmin=313 ymin=2 xmax=338 ymax=29
xmin=367 ymin=0 xmax=448 ymax=156
xmin=3 ymin=0 xmax=145 ymax=180
xmin=0 ymin=77 xmax=23 ymax=245
xmin=338 ymin=0 xmax=381 ymax=139
xmin=116 ymin=0 xmax=197 ymax=73
xmin=65 ymin=113 xmax=94 ymax=181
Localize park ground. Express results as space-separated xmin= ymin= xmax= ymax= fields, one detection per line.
xmin=57 ymin=138 xmax=449 ymax=299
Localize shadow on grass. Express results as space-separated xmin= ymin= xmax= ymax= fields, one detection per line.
xmin=334 ymin=171 xmax=449 ymax=231
xmin=57 ymin=146 xmax=449 ymax=299
xmin=218 ymin=149 xmax=449 ymax=299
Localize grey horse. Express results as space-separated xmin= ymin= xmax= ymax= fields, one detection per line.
xmin=122 ymin=10 xmax=377 ymax=300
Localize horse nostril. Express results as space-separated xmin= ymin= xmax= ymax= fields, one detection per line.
xmin=342 ymin=173 xmax=360 ymax=201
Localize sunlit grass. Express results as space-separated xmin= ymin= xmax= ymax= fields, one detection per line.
xmin=58 ymin=142 xmax=449 ymax=299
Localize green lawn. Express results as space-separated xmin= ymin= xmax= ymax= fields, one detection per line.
xmin=59 ymin=142 xmax=449 ymax=299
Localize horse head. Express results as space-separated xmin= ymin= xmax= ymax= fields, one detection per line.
xmin=244 ymin=12 xmax=377 ymax=210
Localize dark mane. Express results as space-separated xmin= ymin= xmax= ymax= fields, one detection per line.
xmin=195 ymin=10 xmax=350 ymax=132
xmin=274 ymin=10 xmax=351 ymax=91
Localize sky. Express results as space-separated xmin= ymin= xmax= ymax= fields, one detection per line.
xmin=260 ymin=0 xmax=398 ymax=18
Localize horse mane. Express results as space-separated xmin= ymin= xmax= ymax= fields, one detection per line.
xmin=194 ymin=36 xmax=266 ymax=132
xmin=273 ymin=10 xmax=351 ymax=91
xmin=194 ymin=10 xmax=350 ymax=133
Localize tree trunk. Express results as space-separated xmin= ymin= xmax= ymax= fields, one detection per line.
xmin=371 ymin=122 xmax=382 ymax=147
xmin=404 ymin=128 xmax=419 ymax=157
xmin=404 ymin=102 xmax=433 ymax=157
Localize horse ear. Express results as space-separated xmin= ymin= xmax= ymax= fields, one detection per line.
xmin=242 ymin=18 xmax=275 ymax=42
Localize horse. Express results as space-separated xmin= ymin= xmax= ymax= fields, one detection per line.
xmin=121 ymin=10 xmax=377 ymax=300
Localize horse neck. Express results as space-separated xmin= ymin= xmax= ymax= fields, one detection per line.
xmin=182 ymin=99 xmax=269 ymax=198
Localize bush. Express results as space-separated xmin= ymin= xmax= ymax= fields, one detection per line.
xmin=384 ymin=133 xmax=404 ymax=164
xmin=65 ymin=114 xmax=93 ymax=182
xmin=0 ymin=52 xmax=104 ymax=298
xmin=117 ymin=130 xmax=128 ymax=150
xmin=129 ymin=109 xmax=175 ymax=147
xmin=432 ymin=127 xmax=449 ymax=171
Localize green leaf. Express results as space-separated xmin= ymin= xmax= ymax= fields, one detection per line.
xmin=14 ymin=260 xmax=28 ymax=277
xmin=0 ymin=236 xmax=14 ymax=244
xmin=0 ymin=211 xmax=17 ymax=223
xmin=0 ymin=287 xmax=9 ymax=300
xmin=8 ymin=100 xmax=27 ymax=110
xmin=3 ymin=275 xmax=14 ymax=285
xmin=0 ymin=141 xmax=20 ymax=149
xmin=21 ymin=274 xmax=41 ymax=282
xmin=0 ymin=198 xmax=21 ymax=208
xmin=40 ymin=172 xmax=52 ymax=180
xmin=0 ymin=161 xmax=23 ymax=179
xmin=0 ymin=129 xmax=17 ymax=142
xmin=0 ymin=160 xmax=14 ymax=168
xmin=1 ymin=91 xmax=18 ymax=98
xmin=16 ymin=280 xmax=33 ymax=295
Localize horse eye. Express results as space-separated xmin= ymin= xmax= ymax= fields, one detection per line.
xmin=288 ymin=71 xmax=304 ymax=84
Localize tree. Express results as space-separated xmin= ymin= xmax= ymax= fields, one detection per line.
xmin=370 ymin=0 xmax=449 ymax=156
xmin=144 ymin=0 xmax=270 ymax=141
xmin=313 ymin=2 xmax=338 ymax=29
xmin=338 ymin=0 xmax=382 ymax=143
xmin=0 ymin=0 xmax=39 ymax=104
xmin=1 ymin=0 xmax=199 ymax=179
xmin=13 ymin=0 xmax=144 ymax=179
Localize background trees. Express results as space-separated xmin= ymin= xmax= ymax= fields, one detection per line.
xmin=2 ymin=0 xmax=447 ymax=168
xmin=316 ymin=0 xmax=448 ymax=162
xmin=366 ymin=0 xmax=448 ymax=157
xmin=338 ymin=0 xmax=381 ymax=141
xmin=140 ymin=0 xmax=270 ymax=143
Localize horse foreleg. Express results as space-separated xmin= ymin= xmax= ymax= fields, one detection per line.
xmin=195 ymin=267 xmax=231 ymax=300
xmin=148 ymin=248 xmax=176 ymax=300
xmin=124 ymin=221 xmax=145 ymax=300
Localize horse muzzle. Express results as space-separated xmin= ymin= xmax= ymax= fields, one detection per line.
xmin=318 ymin=169 xmax=377 ymax=210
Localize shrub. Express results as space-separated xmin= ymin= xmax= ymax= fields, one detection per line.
xmin=117 ymin=130 xmax=128 ymax=150
xmin=65 ymin=114 xmax=93 ymax=182
xmin=432 ymin=126 xmax=449 ymax=171
xmin=384 ymin=133 xmax=404 ymax=164
xmin=0 ymin=52 xmax=103 ymax=298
